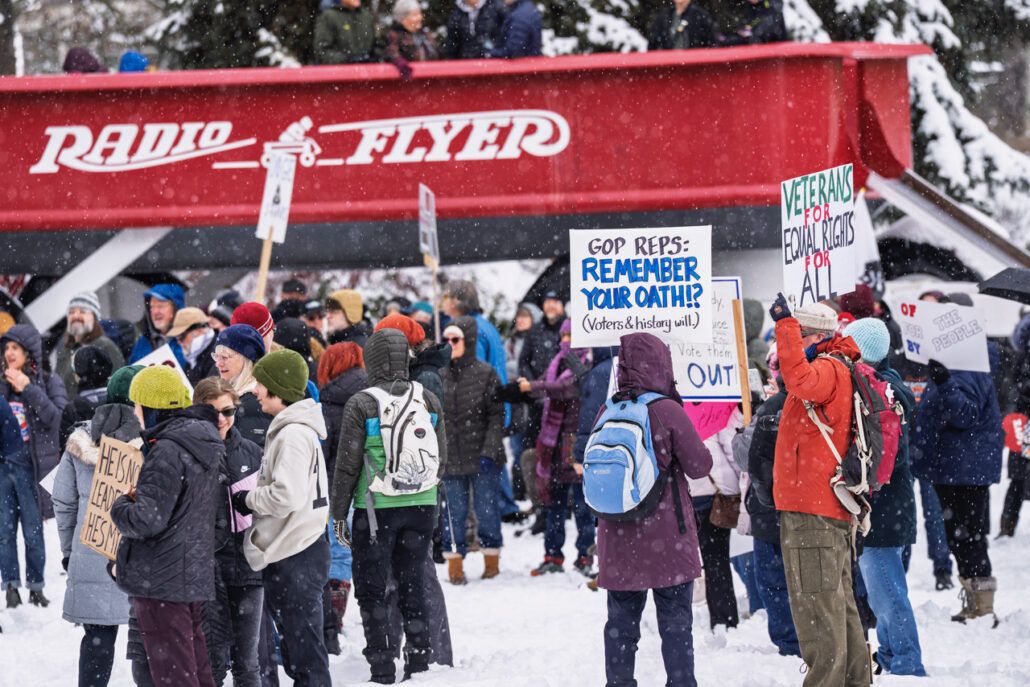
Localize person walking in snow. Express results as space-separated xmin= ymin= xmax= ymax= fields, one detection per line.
xmin=597 ymin=332 xmax=713 ymax=687
xmin=330 ymin=329 xmax=447 ymax=683
xmin=844 ymin=318 xmax=927 ymax=676
xmin=233 ymin=350 xmax=333 ymax=687
xmin=52 ymin=365 xmax=143 ymax=687
xmin=767 ymin=294 xmax=871 ymax=686
xmin=111 ymin=366 xmax=222 ymax=687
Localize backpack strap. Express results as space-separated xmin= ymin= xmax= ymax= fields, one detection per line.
xmin=645 ymin=397 xmax=688 ymax=535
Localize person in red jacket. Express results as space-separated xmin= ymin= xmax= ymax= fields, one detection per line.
xmin=768 ymin=293 xmax=870 ymax=686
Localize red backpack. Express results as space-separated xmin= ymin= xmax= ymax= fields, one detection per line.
xmin=806 ymin=356 xmax=904 ymax=530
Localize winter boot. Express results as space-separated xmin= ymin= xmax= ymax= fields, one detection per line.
xmin=5 ymin=587 xmax=20 ymax=608
xmin=997 ymin=518 xmax=1017 ymax=538
xmin=324 ymin=629 xmax=342 ymax=656
xmin=951 ymin=578 xmax=976 ymax=622
xmin=482 ymin=549 xmax=501 ymax=579
xmin=934 ymin=569 xmax=954 ymax=591
xmin=573 ymin=555 xmax=595 ymax=578
xmin=28 ymin=590 xmax=49 ymax=608
xmin=370 ymin=661 xmax=396 ymax=684
xmin=531 ymin=555 xmax=565 ymax=576
xmin=969 ymin=576 xmax=999 ymax=626
xmin=445 ymin=553 xmax=467 ymax=585
xmin=403 ymin=647 xmax=431 ymax=680
xmin=329 ymin=579 xmax=351 ymax=630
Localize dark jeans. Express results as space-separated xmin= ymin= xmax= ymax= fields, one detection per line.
xmin=695 ymin=507 xmax=738 ymax=629
xmin=604 ymin=582 xmax=696 ymax=687
xmin=730 ymin=552 xmax=763 ymax=615
xmin=0 ymin=460 xmax=45 ymax=591
xmin=441 ymin=472 xmax=503 ymax=556
xmin=264 ymin=537 xmax=331 ymax=687
xmin=544 ymin=481 xmax=595 ymax=560
xmin=918 ymin=479 xmax=953 ymax=574
xmin=935 ymin=484 xmax=992 ymax=578
xmin=752 ymin=538 xmax=800 ymax=656
xmin=352 ymin=505 xmax=435 ymax=681
xmin=1001 ymin=477 xmax=1025 ymax=528
xmin=203 ymin=581 xmax=263 ymax=687
xmin=387 ymin=552 xmax=454 ymax=667
xmin=133 ymin=597 xmax=215 ymax=687
xmin=80 ymin=624 xmax=118 ymax=687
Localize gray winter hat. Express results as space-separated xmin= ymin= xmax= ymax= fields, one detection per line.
xmin=68 ymin=291 xmax=101 ymax=319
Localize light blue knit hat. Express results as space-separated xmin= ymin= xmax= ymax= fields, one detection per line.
xmin=843 ymin=318 xmax=890 ymax=364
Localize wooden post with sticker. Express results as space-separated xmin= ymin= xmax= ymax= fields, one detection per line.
xmin=732 ymin=298 xmax=752 ymax=425
xmin=80 ymin=436 xmax=144 ymax=561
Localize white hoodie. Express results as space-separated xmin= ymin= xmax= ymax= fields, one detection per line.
xmin=244 ymin=398 xmax=329 ymax=571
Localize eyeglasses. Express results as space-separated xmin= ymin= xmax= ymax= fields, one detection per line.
xmin=446 ymin=336 xmax=463 ymax=345
xmin=214 ymin=406 xmax=237 ymax=419
xmin=211 ymin=352 xmax=239 ymax=364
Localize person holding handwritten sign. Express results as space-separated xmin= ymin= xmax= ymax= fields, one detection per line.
xmin=111 ymin=366 xmax=223 ymax=687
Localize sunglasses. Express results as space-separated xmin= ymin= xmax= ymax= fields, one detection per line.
xmin=446 ymin=336 xmax=464 ymax=345
xmin=214 ymin=406 xmax=238 ymax=419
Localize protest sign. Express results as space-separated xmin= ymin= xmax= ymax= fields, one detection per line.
xmin=780 ymin=163 xmax=858 ymax=308
xmin=135 ymin=343 xmax=193 ymax=394
xmin=80 ymin=436 xmax=144 ymax=561
xmin=255 ymin=152 xmax=296 ymax=245
xmin=569 ymin=226 xmax=713 ymax=348
xmin=672 ymin=278 xmax=747 ymax=402
xmin=853 ymin=191 xmax=884 ymax=296
xmin=419 ymin=184 xmax=439 ymax=267
xmin=896 ymin=300 xmax=989 ymax=373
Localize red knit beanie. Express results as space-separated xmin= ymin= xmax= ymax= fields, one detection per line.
xmin=231 ymin=302 xmax=275 ymax=337
xmin=374 ymin=312 xmax=426 ymax=348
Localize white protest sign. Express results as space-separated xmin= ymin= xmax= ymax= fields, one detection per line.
xmin=135 ymin=344 xmax=194 ymax=394
xmin=418 ymin=184 xmax=439 ymax=266
xmin=896 ymin=300 xmax=990 ymax=373
xmin=671 ymin=277 xmax=746 ymax=401
xmin=569 ymin=226 xmax=713 ymax=348
xmin=255 ymin=153 xmax=296 ymax=244
xmin=780 ymin=163 xmax=858 ymax=308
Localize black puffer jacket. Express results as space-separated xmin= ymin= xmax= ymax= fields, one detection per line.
xmin=215 ymin=426 xmax=263 ymax=588
xmin=518 ymin=315 xmax=565 ymax=382
xmin=235 ymin=391 xmax=272 ymax=448
xmin=111 ymin=405 xmax=224 ymax=603
xmin=60 ymin=387 xmax=107 ymax=451
xmin=0 ymin=323 xmax=69 ymax=518
xmin=320 ymin=365 xmax=369 ymax=480
xmin=442 ymin=316 xmax=505 ymax=475
xmin=746 ymin=387 xmax=786 ymax=544
xmin=411 ymin=341 xmax=451 ymax=405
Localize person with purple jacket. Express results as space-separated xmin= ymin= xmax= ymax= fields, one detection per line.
xmin=596 ymin=333 xmax=712 ymax=687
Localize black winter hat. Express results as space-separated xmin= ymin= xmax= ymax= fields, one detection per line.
xmin=273 ymin=318 xmax=313 ymax=359
xmin=73 ymin=345 xmax=114 ymax=390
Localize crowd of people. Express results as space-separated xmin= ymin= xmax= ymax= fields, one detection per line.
xmin=59 ymin=0 xmax=789 ymax=76
xmin=0 ymin=272 xmax=1024 ymax=687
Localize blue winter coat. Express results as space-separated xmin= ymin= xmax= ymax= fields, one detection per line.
xmin=573 ymin=347 xmax=613 ymax=462
xmin=0 ymin=396 xmax=28 ymax=465
xmin=128 ymin=284 xmax=187 ymax=364
xmin=491 ymin=0 xmax=542 ymax=58
xmin=911 ymin=347 xmax=1004 ymax=486
xmin=472 ymin=312 xmax=509 ymax=425
xmin=865 ymin=366 xmax=917 ymax=548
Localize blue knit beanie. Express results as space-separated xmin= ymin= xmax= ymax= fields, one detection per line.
xmin=216 ymin=324 xmax=266 ymax=363
xmin=843 ymin=318 xmax=890 ymax=364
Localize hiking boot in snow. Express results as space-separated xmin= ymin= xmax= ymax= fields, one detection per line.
xmin=482 ymin=549 xmax=501 ymax=579
xmin=404 ymin=647 xmax=431 ymax=680
xmin=324 ymin=629 xmax=342 ymax=656
xmin=445 ymin=554 xmax=467 ymax=585
xmin=935 ymin=569 xmax=954 ymax=591
xmin=573 ymin=555 xmax=595 ymax=578
xmin=531 ymin=555 xmax=565 ymax=576
xmin=28 ymin=590 xmax=49 ymax=608
xmin=329 ymin=578 xmax=350 ymax=630
xmin=370 ymin=661 xmax=395 ymax=684
xmin=5 ymin=587 xmax=20 ymax=608
xmin=997 ymin=518 xmax=1016 ymax=538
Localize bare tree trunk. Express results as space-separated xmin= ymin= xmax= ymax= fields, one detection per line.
xmin=0 ymin=0 xmax=16 ymax=75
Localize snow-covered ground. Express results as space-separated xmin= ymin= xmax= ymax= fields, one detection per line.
xmin=6 ymin=483 xmax=1030 ymax=685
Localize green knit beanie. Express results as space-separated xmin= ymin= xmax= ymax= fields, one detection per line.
xmin=107 ymin=365 xmax=145 ymax=406
xmin=253 ymin=349 xmax=308 ymax=403
xmin=128 ymin=366 xmax=192 ymax=410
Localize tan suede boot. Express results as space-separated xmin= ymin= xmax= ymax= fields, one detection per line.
xmin=969 ymin=576 xmax=999 ymax=626
xmin=445 ymin=553 xmax=467 ymax=585
xmin=482 ymin=549 xmax=501 ymax=579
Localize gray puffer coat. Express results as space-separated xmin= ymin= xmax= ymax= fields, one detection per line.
xmin=52 ymin=403 xmax=141 ymax=625
xmin=441 ymin=316 xmax=505 ymax=475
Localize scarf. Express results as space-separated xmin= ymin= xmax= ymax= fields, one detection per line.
xmin=537 ymin=341 xmax=591 ymax=448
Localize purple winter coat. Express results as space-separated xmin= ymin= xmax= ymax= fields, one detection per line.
xmin=596 ymin=333 xmax=712 ymax=591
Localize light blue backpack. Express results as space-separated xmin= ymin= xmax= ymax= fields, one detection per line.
xmin=583 ymin=391 xmax=684 ymax=528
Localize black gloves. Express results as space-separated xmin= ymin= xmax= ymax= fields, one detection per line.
xmin=333 ymin=518 xmax=351 ymax=548
xmin=928 ymin=359 xmax=950 ymax=386
xmin=61 ymin=556 xmax=69 ymax=572
xmin=494 ymin=382 xmax=529 ymax=404
xmin=769 ymin=292 xmax=792 ymax=322
xmin=232 ymin=490 xmax=253 ymax=516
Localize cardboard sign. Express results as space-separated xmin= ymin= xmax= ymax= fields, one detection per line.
xmin=255 ymin=152 xmax=296 ymax=244
xmin=671 ymin=278 xmax=747 ymax=401
xmin=569 ymin=226 xmax=713 ymax=347
xmin=80 ymin=436 xmax=144 ymax=561
xmin=780 ymin=163 xmax=858 ymax=308
xmin=418 ymin=183 xmax=439 ymax=267
xmin=134 ymin=343 xmax=194 ymax=394
xmin=897 ymin=300 xmax=990 ymax=373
